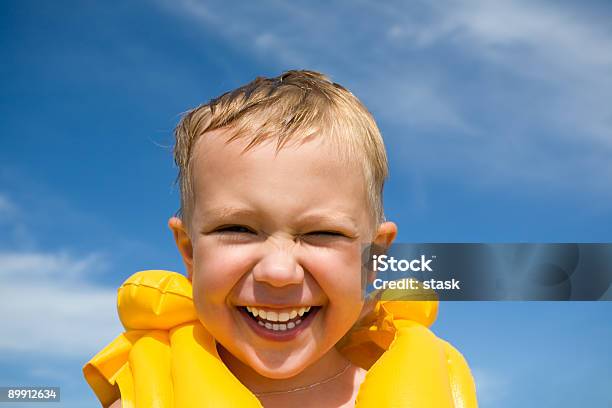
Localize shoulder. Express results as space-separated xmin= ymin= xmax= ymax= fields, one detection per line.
xmin=109 ymin=399 xmax=121 ymax=408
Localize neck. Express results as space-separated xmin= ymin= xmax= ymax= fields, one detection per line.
xmin=217 ymin=344 xmax=353 ymax=395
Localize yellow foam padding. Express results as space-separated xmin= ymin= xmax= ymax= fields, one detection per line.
xmin=354 ymin=322 xmax=454 ymax=407
xmin=169 ymin=322 xmax=261 ymax=407
xmin=129 ymin=331 xmax=173 ymax=407
xmin=117 ymin=270 xmax=197 ymax=330
xmin=442 ymin=340 xmax=480 ymax=408
xmin=83 ymin=270 xmax=477 ymax=407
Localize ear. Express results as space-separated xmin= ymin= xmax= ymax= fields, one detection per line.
xmin=168 ymin=217 xmax=194 ymax=280
xmin=365 ymin=221 xmax=398 ymax=289
xmin=356 ymin=222 xmax=397 ymax=324
xmin=372 ymin=221 xmax=397 ymax=250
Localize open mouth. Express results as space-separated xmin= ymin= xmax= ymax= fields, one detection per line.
xmin=238 ymin=305 xmax=320 ymax=336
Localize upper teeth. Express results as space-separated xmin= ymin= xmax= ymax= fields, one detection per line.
xmin=246 ymin=306 xmax=311 ymax=322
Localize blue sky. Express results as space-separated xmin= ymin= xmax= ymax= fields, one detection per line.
xmin=1 ymin=1 xmax=611 ymax=406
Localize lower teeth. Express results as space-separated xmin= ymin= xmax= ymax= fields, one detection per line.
xmin=257 ymin=319 xmax=302 ymax=331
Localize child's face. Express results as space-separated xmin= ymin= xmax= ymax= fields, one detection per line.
xmin=172 ymin=127 xmax=394 ymax=378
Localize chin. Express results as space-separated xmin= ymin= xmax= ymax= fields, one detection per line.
xmin=239 ymin=345 xmax=319 ymax=379
xmin=249 ymin=358 xmax=312 ymax=379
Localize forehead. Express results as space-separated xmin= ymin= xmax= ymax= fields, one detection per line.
xmin=190 ymin=127 xmax=370 ymax=226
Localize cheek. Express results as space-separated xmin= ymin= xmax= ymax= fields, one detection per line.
xmin=303 ymin=245 xmax=363 ymax=294
xmin=191 ymin=239 xmax=256 ymax=307
xmin=301 ymin=245 xmax=364 ymax=318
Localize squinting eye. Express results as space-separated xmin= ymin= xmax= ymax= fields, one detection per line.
xmin=215 ymin=225 xmax=255 ymax=234
xmin=305 ymin=231 xmax=345 ymax=237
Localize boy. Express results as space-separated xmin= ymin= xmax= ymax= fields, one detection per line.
xmin=84 ymin=70 xmax=477 ymax=407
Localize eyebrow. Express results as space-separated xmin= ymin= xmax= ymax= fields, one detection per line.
xmin=294 ymin=212 xmax=359 ymax=232
xmin=201 ymin=207 xmax=259 ymax=220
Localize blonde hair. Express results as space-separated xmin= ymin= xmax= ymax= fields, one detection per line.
xmin=173 ymin=70 xmax=388 ymax=227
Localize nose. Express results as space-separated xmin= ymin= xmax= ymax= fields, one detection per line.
xmin=252 ymin=239 xmax=304 ymax=288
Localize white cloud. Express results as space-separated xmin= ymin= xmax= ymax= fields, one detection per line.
xmin=0 ymin=251 xmax=107 ymax=281
xmin=0 ymin=281 xmax=120 ymax=357
xmin=0 ymin=251 xmax=121 ymax=357
xmin=404 ymin=0 xmax=612 ymax=143
xmin=0 ymin=183 xmax=168 ymax=359
xmin=160 ymin=0 xmax=612 ymax=201
xmin=160 ymin=0 xmax=475 ymax=130
xmin=0 ymin=191 xmax=121 ymax=358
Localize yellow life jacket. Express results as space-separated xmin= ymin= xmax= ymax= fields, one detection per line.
xmin=83 ymin=270 xmax=478 ymax=407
